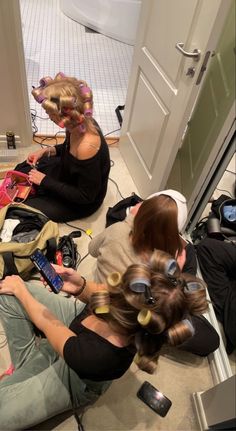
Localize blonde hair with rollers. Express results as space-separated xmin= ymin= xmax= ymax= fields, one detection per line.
xmin=89 ymin=249 xmax=209 ymax=374
xmin=32 ymin=73 xmax=97 ymax=134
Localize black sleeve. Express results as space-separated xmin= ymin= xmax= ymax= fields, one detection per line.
xmin=54 ymin=143 xmax=66 ymax=156
xmin=183 ymin=242 xmax=197 ymax=275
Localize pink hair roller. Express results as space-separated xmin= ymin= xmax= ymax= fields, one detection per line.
xmin=55 ymin=72 xmax=66 ymax=80
xmin=83 ymin=101 xmax=93 ymax=117
xmin=80 ymin=85 xmax=92 ymax=100
xmin=58 ymin=120 xmax=65 ymax=128
xmin=39 ymin=76 xmax=53 ymax=87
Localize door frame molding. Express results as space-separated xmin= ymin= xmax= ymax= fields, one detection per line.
xmin=186 ymin=102 xmax=235 ymax=230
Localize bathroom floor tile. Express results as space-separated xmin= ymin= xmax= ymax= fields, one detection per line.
xmin=20 ymin=0 xmax=134 ymax=137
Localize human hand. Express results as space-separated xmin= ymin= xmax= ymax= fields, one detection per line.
xmin=0 ymin=275 xmax=26 ymax=296
xmin=41 ymin=264 xmax=86 ymax=297
xmin=27 ymin=148 xmax=47 ymax=166
xmin=29 ymin=169 xmax=46 ymax=185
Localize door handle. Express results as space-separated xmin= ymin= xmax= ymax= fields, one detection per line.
xmin=175 ymin=43 xmax=201 ymax=61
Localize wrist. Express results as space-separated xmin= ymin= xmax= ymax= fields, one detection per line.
xmin=74 ymin=276 xmax=87 ymax=298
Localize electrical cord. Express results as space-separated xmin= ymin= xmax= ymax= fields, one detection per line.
xmin=216 ymin=188 xmax=233 ymax=198
xmin=108 ymin=177 xmax=125 ymax=199
xmin=104 ymin=128 xmax=121 ymax=136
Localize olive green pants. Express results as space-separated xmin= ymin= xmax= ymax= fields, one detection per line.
xmin=0 ymin=281 xmax=110 ymax=430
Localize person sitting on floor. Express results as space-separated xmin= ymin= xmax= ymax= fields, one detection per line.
xmin=89 ymin=189 xmax=197 ymax=282
xmin=196 ymin=237 xmax=236 ymax=354
xmin=15 ymin=72 xmax=110 ymax=222
xmin=0 ymin=250 xmax=210 ymax=430
xmin=88 ymin=189 xmax=219 ymax=356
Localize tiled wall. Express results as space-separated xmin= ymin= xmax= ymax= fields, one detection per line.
xmin=20 ymin=0 xmax=134 ymax=137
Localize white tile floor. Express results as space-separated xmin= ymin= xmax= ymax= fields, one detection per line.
xmin=20 ymin=0 xmax=134 ymax=137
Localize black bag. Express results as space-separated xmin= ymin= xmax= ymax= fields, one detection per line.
xmin=0 ymin=203 xmax=59 ymax=280
xmin=106 ymin=193 xmax=143 ymax=227
xmin=210 ymin=195 xmax=236 ymax=230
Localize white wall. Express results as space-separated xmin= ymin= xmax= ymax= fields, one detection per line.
xmin=0 ymin=0 xmax=32 ymax=147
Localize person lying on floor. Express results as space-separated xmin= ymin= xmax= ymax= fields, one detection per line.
xmin=89 ymin=189 xmax=220 ymax=356
xmin=196 ymin=237 xmax=236 ymax=354
xmin=15 ymin=72 xmax=110 ymax=222
xmin=1 ymin=250 xmax=210 ymax=430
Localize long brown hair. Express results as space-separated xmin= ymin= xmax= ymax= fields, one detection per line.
xmin=90 ymin=249 xmax=208 ymax=374
xmin=132 ymin=195 xmax=182 ymax=258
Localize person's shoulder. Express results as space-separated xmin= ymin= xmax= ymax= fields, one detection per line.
xmin=77 ymin=133 xmax=101 ymax=160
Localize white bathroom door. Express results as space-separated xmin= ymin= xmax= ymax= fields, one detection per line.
xmin=119 ymin=0 xmax=232 ymax=198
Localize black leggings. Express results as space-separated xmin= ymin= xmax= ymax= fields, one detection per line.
xmin=196 ymin=238 xmax=236 ymax=354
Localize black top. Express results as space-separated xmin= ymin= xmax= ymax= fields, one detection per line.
xmin=15 ymin=122 xmax=110 ymax=222
xmin=41 ymin=125 xmax=110 ymax=216
xmin=63 ymin=307 xmax=135 ymax=381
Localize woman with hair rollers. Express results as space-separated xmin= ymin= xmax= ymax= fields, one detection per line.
xmin=89 ymin=190 xmax=220 ymax=356
xmin=15 ymin=72 xmax=110 ymax=222
xmin=0 ymin=250 xmax=209 ymax=430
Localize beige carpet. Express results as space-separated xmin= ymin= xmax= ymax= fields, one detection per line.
xmin=0 ymin=146 xmax=223 ymax=430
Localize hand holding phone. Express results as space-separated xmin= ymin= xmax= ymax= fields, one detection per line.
xmin=137 ymin=381 xmax=172 ymax=417
xmin=30 ymin=249 xmax=64 ymax=294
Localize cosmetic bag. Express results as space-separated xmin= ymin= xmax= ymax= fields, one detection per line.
xmin=0 ymin=170 xmax=34 ymax=209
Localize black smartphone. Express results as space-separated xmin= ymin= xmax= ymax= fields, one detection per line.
xmin=137 ymin=381 xmax=172 ymax=417
xmin=30 ymin=248 xmax=63 ymax=294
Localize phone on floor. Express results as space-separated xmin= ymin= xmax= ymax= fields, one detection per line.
xmin=137 ymin=381 xmax=172 ymax=417
xmin=30 ymin=248 xmax=63 ymax=294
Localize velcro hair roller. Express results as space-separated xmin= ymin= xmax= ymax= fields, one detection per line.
xmin=55 ymin=72 xmax=66 ymax=80
xmin=165 ymin=259 xmax=177 ymax=277
xmin=39 ymin=76 xmax=53 ymax=87
xmin=94 ymin=305 xmax=110 ymax=314
xmin=83 ymin=101 xmax=93 ymax=117
xmin=58 ymin=120 xmax=65 ymax=129
xmin=137 ymin=309 xmax=165 ymax=334
xmin=184 ymin=281 xmax=203 ymax=294
xmin=60 ymin=96 xmax=77 ymax=109
xmin=32 ymin=88 xmax=46 ymax=104
xmin=137 ymin=309 xmax=152 ymax=326
xmin=32 ymin=76 xmax=52 ymax=104
xmin=133 ymin=352 xmax=141 ymax=365
xmin=80 ymin=85 xmax=92 ymax=100
xmin=129 ymin=277 xmax=150 ymax=293
xmin=182 ymin=318 xmax=195 ymax=336
xmin=130 ymin=277 xmax=155 ymax=304
xmin=107 ymin=272 xmax=122 ymax=287
xmin=92 ymin=290 xmax=110 ymax=315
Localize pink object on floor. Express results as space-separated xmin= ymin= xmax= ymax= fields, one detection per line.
xmin=0 ymin=363 xmax=15 ymax=380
